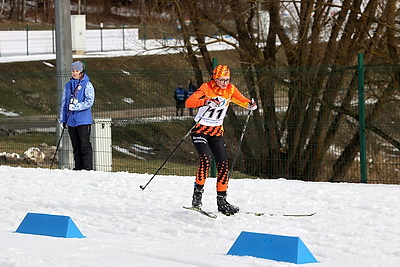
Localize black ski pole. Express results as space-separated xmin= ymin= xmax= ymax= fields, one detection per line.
xmin=140 ymin=106 xmax=211 ymax=191
xmin=51 ymin=80 xmax=80 ymax=169
xmin=51 ymin=109 xmax=72 ymax=169
xmin=50 ymin=123 xmax=66 ymax=169
xmin=228 ymin=109 xmax=252 ymax=179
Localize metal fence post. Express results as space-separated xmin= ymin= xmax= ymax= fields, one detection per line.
xmin=52 ymin=24 xmax=55 ymax=54
xmin=26 ymin=25 xmax=29 ymax=55
xmin=210 ymin=58 xmax=218 ymax=178
xmin=358 ymin=53 xmax=368 ymax=183
xmin=100 ymin=23 xmax=104 ymax=52
xmin=122 ymin=24 xmax=125 ymax=50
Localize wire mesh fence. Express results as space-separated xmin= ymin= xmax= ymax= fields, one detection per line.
xmin=1 ymin=64 xmax=400 ymax=184
xmin=0 ymin=25 xmax=139 ymax=57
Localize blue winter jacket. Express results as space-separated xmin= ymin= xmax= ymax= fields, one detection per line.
xmin=174 ymin=87 xmax=187 ymax=101
xmin=60 ymin=73 xmax=95 ymax=127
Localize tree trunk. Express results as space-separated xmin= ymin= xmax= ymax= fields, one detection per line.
xmin=9 ymin=0 xmax=18 ymax=21
xmin=20 ymin=0 xmax=26 ymax=22
xmin=101 ymin=0 xmax=112 ymax=16
xmin=0 ymin=0 xmax=5 ymax=15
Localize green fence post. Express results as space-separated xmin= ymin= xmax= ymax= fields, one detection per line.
xmin=212 ymin=58 xmax=218 ymax=69
xmin=358 ymin=53 xmax=368 ymax=183
xmin=100 ymin=23 xmax=104 ymax=52
xmin=210 ymin=58 xmax=218 ymax=178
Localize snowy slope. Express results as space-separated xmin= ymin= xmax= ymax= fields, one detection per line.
xmin=0 ymin=165 xmax=399 ymax=266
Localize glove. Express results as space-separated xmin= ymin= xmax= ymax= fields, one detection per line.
xmin=68 ymin=103 xmax=75 ymax=111
xmin=60 ymin=122 xmax=67 ymax=129
xmin=247 ymin=98 xmax=257 ymax=111
xmin=206 ymin=98 xmax=220 ymax=108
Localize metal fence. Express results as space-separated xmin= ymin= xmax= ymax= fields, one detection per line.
xmin=0 ymin=25 xmax=139 ymax=57
xmin=0 ymin=23 xmax=231 ymax=58
xmin=1 ymin=63 xmax=400 ymax=184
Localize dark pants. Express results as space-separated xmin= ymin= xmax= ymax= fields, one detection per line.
xmin=68 ymin=124 xmax=93 ymax=170
xmin=191 ymin=133 xmax=229 ymax=192
xmin=176 ymin=100 xmax=185 ymax=116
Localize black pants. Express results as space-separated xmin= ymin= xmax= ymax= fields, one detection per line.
xmin=191 ymin=132 xmax=229 ymax=192
xmin=68 ymin=124 xmax=93 ymax=170
xmin=176 ymin=100 xmax=185 ymax=116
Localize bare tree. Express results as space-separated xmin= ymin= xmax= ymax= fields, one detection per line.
xmin=9 ymin=0 xmax=18 ymax=21
xmin=101 ymin=0 xmax=112 ymax=16
xmin=6 ymin=0 xmax=27 ymax=22
xmin=41 ymin=0 xmax=55 ymax=23
xmin=0 ymin=0 xmax=5 ymax=15
xmin=167 ymin=0 xmax=400 ymax=181
xmin=20 ymin=0 xmax=26 ymax=22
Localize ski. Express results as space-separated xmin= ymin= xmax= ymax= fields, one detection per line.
xmin=243 ymin=211 xmax=317 ymax=217
xmin=183 ymin=206 xmax=316 ymax=218
xmin=183 ymin=206 xmax=217 ymax=219
xmin=282 ymin=212 xmax=316 ymax=217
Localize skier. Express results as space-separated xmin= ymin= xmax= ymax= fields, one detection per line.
xmin=185 ymin=65 xmax=257 ymax=215
xmin=59 ymin=61 xmax=95 ymax=170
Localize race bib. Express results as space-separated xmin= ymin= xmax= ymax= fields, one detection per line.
xmin=196 ymin=97 xmax=229 ymax=126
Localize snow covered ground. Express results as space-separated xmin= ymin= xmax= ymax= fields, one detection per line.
xmin=0 ymin=165 xmax=399 ymax=266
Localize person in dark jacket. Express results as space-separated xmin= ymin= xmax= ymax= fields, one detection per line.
xmin=59 ymin=61 xmax=95 ymax=170
xmin=174 ymin=83 xmax=188 ymax=116
xmin=187 ymin=80 xmax=197 ymax=116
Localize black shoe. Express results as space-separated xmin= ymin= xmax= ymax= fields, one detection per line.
xmin=192 ymin=186 xmax=204 ymax=208
xmin=217 ymin=194 xmax=239 ymax=215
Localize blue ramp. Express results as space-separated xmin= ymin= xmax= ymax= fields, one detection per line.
xmin=227 ymin=231 xmax=317 ymax=264
xmin=15 ymin=213 xmax=85 ymax=238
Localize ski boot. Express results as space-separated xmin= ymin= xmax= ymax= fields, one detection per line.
xmin=217 ymin=193 xmax=239 ymax=215
xmin=192 ymin=185 xmax=204 ymax=208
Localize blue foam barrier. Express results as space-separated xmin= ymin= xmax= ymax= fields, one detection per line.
xmin=15 ymin=213 xmax=85 ymax=238
xmin=227 ymin=231 xmax=317 ymax=264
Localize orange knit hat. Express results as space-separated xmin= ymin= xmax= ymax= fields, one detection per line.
xmin=212 ymin=65 xmax=230 ymax=80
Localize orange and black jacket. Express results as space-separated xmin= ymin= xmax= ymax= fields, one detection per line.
xmin=185 ymin=80 xmax=251 ymax=136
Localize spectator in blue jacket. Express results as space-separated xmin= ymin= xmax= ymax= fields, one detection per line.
xmin=59 ymin=61 xmax=95 ymax=170
xmin=174 ymin=83 xmax=188 ymax=116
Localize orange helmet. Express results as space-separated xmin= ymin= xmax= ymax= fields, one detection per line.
xmin=212 ymin=65 xmax=230 ymax=80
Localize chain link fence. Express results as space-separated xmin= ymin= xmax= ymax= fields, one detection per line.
xmin=1 ymin=64 xmax=400 ymax=184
